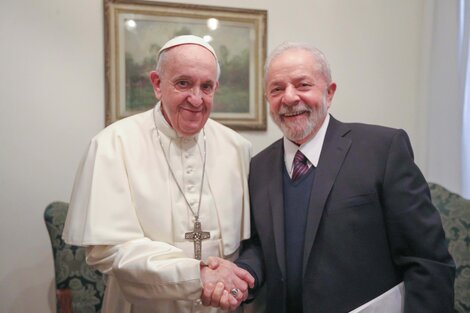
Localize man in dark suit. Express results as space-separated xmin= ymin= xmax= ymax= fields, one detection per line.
xmin=202 ymin=42 xmax=455 ymax=313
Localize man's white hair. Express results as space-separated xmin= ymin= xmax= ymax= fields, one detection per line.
xmin=264 ymin=42 xmax=332 ymax=84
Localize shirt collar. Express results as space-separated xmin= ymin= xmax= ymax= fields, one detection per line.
xmin=284 ymin=114 xmax=330 ymax=175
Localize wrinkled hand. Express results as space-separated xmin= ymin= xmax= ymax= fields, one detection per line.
xmin=200 ymin=257 xmax=254 ymax=311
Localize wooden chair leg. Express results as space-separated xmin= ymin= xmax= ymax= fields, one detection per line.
xmin=56 ymin=288 xmax=73 ymax=313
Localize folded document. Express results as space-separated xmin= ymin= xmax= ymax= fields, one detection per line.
xmin=349 ymin=282 xmax=404 ymax=313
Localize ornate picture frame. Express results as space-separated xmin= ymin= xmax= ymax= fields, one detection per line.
xmin=104 ymin=0 xmax=267 ymax=130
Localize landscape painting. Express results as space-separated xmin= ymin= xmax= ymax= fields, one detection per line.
xmin=104 ymin=0 xmax=267 ymax=130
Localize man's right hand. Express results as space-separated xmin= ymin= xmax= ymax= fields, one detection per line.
xmin=200 ymin=256 xmax=255 ymax=311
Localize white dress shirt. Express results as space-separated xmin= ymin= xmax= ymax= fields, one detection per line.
xmin=283 ymin=114 xmax=330 ymax=177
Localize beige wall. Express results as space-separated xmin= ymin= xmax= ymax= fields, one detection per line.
xmin=0 ymin=0 xmax=432 ymax=312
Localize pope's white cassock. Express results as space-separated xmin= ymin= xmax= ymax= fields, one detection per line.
xmin=63 ymin=102 xmax=252 ymax=313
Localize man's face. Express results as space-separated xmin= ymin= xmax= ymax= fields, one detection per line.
xmin=265 ymin=49 xmax=336 ymax=145
xmin=150 ymin=44 xmax=218 ymax=136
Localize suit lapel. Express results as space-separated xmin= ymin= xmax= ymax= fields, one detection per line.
xmin=302 ymin=117 xmax=352 ymax=276
xmin=266 ymin=140 xmax=287 ymax=278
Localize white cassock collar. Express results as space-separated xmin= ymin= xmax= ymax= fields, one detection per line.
xmin=153 ymin=102 xmax=201 ymax=141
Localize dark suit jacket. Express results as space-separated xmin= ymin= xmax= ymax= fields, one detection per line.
xmin=237 ymin=116 xmax=455 ymax=313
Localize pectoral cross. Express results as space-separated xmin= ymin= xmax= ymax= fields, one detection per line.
xmin=185 ymin=220 xmax=210 ymax=260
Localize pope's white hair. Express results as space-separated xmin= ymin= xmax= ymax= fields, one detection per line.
xmin=156 ymin=47 xmax=221 ymax=81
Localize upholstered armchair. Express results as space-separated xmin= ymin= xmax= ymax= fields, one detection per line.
xmin=44 ymin=184 xmax=468 ymax=312
xmin=429 ymin=183 xmax=470 ymax=313
xmin=44 ymin=202 xmax=106 ymax=313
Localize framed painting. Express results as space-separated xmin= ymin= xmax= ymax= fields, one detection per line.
xmin=104 ymin=0 xmax=267 ymax=130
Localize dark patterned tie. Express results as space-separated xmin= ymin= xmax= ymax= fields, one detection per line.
xmin=291 ymin=150 xmax=309 ymax=181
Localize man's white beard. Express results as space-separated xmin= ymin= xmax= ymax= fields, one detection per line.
xmin=270 ymin=96 xmax=328 ymax=143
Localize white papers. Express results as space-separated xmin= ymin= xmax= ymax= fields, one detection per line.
xmin=348 ymin=282 xmax=404 ymax=313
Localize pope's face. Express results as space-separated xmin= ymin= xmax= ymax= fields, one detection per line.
xmin=265 ymin=49 xmax=336 ymax=145
xmin=150 ymin=44 xmax=218 ymax=136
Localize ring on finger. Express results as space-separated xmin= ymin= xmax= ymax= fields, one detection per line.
xmin=230 ymin=288 xmax=239 ymax=297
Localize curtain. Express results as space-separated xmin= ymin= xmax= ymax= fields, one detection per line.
xmin=424 ymin=0 xmax=464 ymax=195
xmin=460 ymin=0 xmax=470 ymax=198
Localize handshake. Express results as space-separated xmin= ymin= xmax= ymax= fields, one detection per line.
xmin=200 ymin=256 xmax=255 ymax=311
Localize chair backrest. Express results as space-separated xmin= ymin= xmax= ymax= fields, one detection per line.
xmin=44 ymin=201 xmax=106 ymax=313
xmin=429 ymin=183 xmax=470 ymax=313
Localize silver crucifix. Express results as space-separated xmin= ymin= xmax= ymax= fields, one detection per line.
xmin=185 ymin=220 xmax=210 ymax=260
